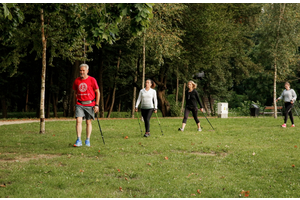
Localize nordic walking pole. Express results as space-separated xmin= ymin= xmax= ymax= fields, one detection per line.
xmin=200 ymin=109 xmax=215 ymax=131
xmin=155 ymin=112 xmax=164 ymax=135
xmin=95 ymin=113 xmax=105 ymax=145
xmin=136 ymin=110 xmax=144 ymax=136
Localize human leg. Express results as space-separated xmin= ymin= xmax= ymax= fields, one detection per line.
xmin=191 ymin=108 xmax=201 ymax=131
xmin=179 ymin=108 xmax=190 ymax=131
xmin=141 ymin=109 xmax=153 ymax=136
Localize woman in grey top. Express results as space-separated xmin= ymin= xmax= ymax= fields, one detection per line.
xmin=135 ymin=79 xmax=158 ymax=137
xmin=276 ymin=82 xmax=297 ymax=128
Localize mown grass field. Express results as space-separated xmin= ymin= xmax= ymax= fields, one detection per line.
xmin=0 ymin=116 xmax=300 ymax=197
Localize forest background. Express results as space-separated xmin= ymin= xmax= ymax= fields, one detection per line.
xmin=1 ymin=3 xmax=300 ymax=125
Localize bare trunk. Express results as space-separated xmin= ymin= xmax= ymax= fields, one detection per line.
xmin=25 ymin=83 xmax=29 ymax=112
xmin=181 ymin=83 xmax=186 ymax=113
xmin=273 ymin=3 xmax=286 ymax=118
xmin=1 ymin=97 xmax=7 ymax=118
xmin=157 ymin=89 xmax=170 ymax=117
xmin=118 ymin=99 xmax=121 ymax=112
xmin=142 ymin=34 xmax=145 ymax=89
xmin=46 ymin=92 xmax=51 ymax=118
xmin=131 ymin=58 xmax=138 ymax=118
xmin=208 ymin=94 xmax=215 ymax=116
xmin=107 ymin=50 xmax=121 ymax=118
xmin=40 ymin=8 xmax=46 ymax=134
xmin=201 ymin=95 xmax=209 ymax=114
xmin=53 ymin=93 xmax=58 ymax=117
xmin=98 ymin=48 xmax=105 ymax=118
xmin=68 ymin=60 xmax=80 ymax=117
xmin=104 ymin=88 xmax=111 ymax=111
xmin=176 ymin=67 xmax=179 ymax=105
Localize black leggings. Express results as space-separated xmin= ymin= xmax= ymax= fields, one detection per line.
xmin=141 ymin=109 xmax=154 ymax=132
xmin=182 ymin=107 xmax=200 ymax=124
xmin=284 ymin=102 xmax=294 ymax=124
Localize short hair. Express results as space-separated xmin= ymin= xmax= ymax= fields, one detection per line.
xmin=188 ymin=80 xmax=197 ymax=89
xmin=146 ymin=79 xmax=156 ymax=89
xmin=79 ymin=64 xmax=89 ymax=70
xmin=285 ymin=82 xmax=290 ymax=87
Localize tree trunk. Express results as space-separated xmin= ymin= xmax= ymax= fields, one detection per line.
xmin=131 ymin=58 xmax=138 ymax=118
xmin=181 ymin=83 xmax=186 ymax=114
xmin=25 ymin=83 xmax=29 ymax=112
xmin=68 ymin=60 xmax=80 ymax=117
xmin=107 ymin=50 xmax=121 ymax=118
xmin=53 ymin=93 xmax=58 ymax=117
xmin=40 ymin=8 xmax=46 ymax=134
xmin=208 ymin=94 xmax=215 ymax=116
xmin=176 ymin=67 xmax=179 ymax=105
xmin=98 ymin=48 xmax=105 ymax=118
xmin=46 ymin=92 xmax=51 ymax=118
xmin=104 ymin=88 xmax=111 ymax=111
xmin=273 ymin=3 xmax=286 ymax=119
xmin=200 ymin=95 xmax=209 ymax=114
xmin=142 ymin=34 xmax=146 ymax=89
xmin=118 ymin=99 xmax=121 ymax=112
xmin=157 ymin=89 xmax=170 ymax=117
xmin=1 ymin=97 xmax=7 ymax=118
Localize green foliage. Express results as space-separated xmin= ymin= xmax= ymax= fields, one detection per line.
xmin=167 ymin=94 xmax=182 ymax=117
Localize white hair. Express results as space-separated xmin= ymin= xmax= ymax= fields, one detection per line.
xmin=79 ymin=64 xmax=89 ymax=70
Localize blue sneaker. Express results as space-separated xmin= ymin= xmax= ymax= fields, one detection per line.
xmin=73 ymin=139 xmax=82 ymax=147
xmin=85 ymin=140 xmax=90 ymax=147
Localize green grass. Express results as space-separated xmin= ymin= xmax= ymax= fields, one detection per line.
xmin=1 ymin=116 xmax=300 ymax=197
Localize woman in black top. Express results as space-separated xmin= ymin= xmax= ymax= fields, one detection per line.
xmin=178 ymin=81 xmax=204 ymax=131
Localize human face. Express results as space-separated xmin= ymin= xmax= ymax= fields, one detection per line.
xmin=285 ymin=84 xmax=290 ymax=90
xmin=145 ymin=80 xmax=152 ymax=89
xmin=188 ymin=82 xmax=193 ymax=90
xmin=79 ymin=66 xmax=88 ymax=79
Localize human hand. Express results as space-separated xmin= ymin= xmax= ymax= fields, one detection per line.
xmin=291 ymin=100 xmax=294 ymax=104
xmin=199 ymin=108 xmax=204 ymax=112
xmin=135 ymin=108 xmax=138 ymax=112
xmin=93 ymin=105 xmax=99 ymax=113
xmin=154 ymin=109 xmax=157 ymax=113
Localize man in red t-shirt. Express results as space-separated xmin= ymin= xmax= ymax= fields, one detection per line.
xmin=72 ymin=64 xmax=100 ymax=147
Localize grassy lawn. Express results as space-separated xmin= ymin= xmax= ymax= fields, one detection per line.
xmin=0 ymin=116 xmax=300 ymax=197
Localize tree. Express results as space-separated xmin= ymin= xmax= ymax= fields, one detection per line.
xmin=254 ymin=3 xmax=300 ymax=118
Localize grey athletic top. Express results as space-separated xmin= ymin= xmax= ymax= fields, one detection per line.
xmin=278 ymin=89 xmax=297 ymax=102
xmin=135 ymin=88 xmax=158 ymax=109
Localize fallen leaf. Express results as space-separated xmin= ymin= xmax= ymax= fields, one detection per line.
xmin=81 ymin=153 xmax=84 ymax=156
xmin=164 ymin=156 xmax=168 ymax=160
xmin=294 ymin=145 xmax=297 ymax=148
xmin=117 ymin=169 xmax=121 ymax=172
xmin=245 ymin=190 xmax=250 ymax=197
xmin=124 ymin=136 xmax=128 ymax=139
xmin=197 ymin=189 xmax=201 ymax=194
xmin=125 ymin=178 xmax=128 ymax=181
xmin=52 ymin=134 xmax=55 ymax=136
xmin=0 ymin=184 xmax=6 ymax=188
xmin=191 ymin=142 xmax=195 ymax=145
xmin=79 ymin=169 xmax=84 ymax=172
xmin=191 ymin=194 xmax=196 ymax=196
xmin=138 ymin=142 xmax=141 ymax=145
xmin=98 ymin=150 xmax=100 ymax=153
xmin=292 ymin=164 xmax=295 ymax=168
xmin=252 ymin=152 xmax=255 ymax=156
xmin=119 ymin=186 xmax=123 ymax=192
xmin=217 ymin=145 xmax=220 ymax=147
xmin=147 ymin=163 xmax=151 ymax=166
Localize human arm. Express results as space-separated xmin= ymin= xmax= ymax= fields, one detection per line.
xmin=291 ymin=89 xmax=297 ymax=104
xmin=153 ymin=90 xmax=158 ymax=113
xmin=93 ymin=89 xmax=100 ymax=113
xmin=276 ymin=91 xmax=284 ymax=102
xmin=135 ymin=90 xmax=142 ymax=112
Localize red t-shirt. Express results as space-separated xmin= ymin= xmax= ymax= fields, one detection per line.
xmin=73 ymin=76 xmax=99 ymax=107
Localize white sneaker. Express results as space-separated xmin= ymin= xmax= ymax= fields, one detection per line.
xmin=178 ymin=128 xmax=184 ymax=132
xmin=197 ymin=128 xmax=202 ymax=132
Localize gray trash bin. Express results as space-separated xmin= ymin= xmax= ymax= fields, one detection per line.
xmin=250 ymin=104 xmax=259 ymax=117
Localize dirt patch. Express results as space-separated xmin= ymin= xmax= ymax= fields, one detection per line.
xmin=0 ymin=153 xmax=61 ymax=163
xmin=190 ymin=151 xmax=217 ymax=156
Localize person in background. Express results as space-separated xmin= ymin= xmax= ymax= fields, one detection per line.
xmin=135 ymin=79 xmax=158 ymax=137
xmin=276 ymin=82 xmax=297 ymax=128
xmin=178 ymin=80 xmax=204 ymax=132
